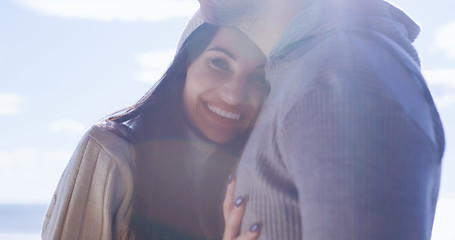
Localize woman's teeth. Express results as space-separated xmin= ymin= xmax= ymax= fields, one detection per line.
xmin=207 ymin=104 xmax=240 ymax=120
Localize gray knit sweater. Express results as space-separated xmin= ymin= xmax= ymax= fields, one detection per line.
xmin=234 ymin=1 xmax=444 ymax=239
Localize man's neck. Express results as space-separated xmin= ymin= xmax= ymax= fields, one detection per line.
xmin=237 ymin=0 xmax=307 ymax=57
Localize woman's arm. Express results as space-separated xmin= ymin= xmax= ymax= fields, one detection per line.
xmin=42 ymin=125 xmax=135 ymax=240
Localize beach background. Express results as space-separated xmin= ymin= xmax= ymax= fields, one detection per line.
xmin=1 ymin=0 xmax=454 ymax=239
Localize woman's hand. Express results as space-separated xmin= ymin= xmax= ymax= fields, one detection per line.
xmin=222 ymin=176 xmax=260 ymax=240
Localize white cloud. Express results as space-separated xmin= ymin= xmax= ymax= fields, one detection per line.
xmin=423 ymin=68 xmax=455 ymax=108
xmin=435 ymin=21 xmax=455 ymax=59
xmin=0 ymin=147 xmax=71 ymax=204
xmin=0 ymin=93 xmax=25 ymax=116
xmin=0 ymin=147 xmax=38 ymax=169
xmin=425 ymin=68 xmax=455 ymax=88
xmin=431 ymin=198 xmax=455 ymax=240
xmin=135 ymin=49 xmax=175 ymax=84
xmin=137 ymin=49 xmax=176 ymax=68
xmin=14 ymin=0 xmax=199 ymax=22
xmin=48 ymin=119 xmax=87 ymax=136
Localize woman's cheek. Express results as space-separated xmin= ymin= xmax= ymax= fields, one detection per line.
xmin=198 ymin=67 xmax=224 ymax=87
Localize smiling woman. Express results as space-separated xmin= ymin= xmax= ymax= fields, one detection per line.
xmin=183 ymin=27 xmax=268 ymax=144
xmin=41 ymin=21 xmax=268 ymax=240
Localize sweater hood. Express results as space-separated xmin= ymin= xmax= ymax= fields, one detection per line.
xmin=271 ymin=0 xmax=422 ymax=65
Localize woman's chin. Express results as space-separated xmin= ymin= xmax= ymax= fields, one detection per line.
xmin=203 ymin=130 xmax=238 ymax=145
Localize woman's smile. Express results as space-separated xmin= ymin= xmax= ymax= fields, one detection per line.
xmin=199 ymin=98 xmax=249 ymax=130
xmin=206 ymin=103 xmax=241 ymax=120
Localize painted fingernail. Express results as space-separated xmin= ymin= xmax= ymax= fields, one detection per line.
xmin=227 ymin=174 xmax=233 ymax=183
xmin=249 ymin=223 xmax=260 ymax=232
xmin=235 ymin=196 xmax=243 ymax=207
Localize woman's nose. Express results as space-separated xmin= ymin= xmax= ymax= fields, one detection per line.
xmin=220 ymin=78 xmax=247 ymax=106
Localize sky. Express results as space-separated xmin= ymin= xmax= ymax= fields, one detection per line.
xmin=0 ymin=0 xmax=454 ymax=239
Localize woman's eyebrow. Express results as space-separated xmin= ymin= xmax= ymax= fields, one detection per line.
xmin=206 ymin=47 xmax=236 ymax=60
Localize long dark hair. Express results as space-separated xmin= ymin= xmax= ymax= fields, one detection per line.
xmin=108 ymin=23 xmax=219 ymax=141
xmin=116 ymin=23 xmax=247 ymax=240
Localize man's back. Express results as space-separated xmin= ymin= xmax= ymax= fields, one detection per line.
xmin=234 ymin=1 xmax=444 ymax=239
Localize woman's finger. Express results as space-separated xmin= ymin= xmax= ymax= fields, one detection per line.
xmin=222 ymin=175 xmax=260 ymax=240
xmin=234 ymin=223 xmax=260 ymax=240
xmin=223 ymin=175 xmax=236 ymax=223
xmin=223 ymin=196 xmax=245 ymax=240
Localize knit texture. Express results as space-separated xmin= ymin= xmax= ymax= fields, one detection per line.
xmin=234 ymin=1 xmax=444 ymax=239
xmin=42 ymin=123 xmax=135 ymax=240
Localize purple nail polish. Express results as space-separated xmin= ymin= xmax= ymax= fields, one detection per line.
xmin=249 ymin=223 xmax=259 ymax=232
xmin=235 ymin=196 xmax=243 ymax=207
xmin=227 ymin=174 xmax=233 ymax=183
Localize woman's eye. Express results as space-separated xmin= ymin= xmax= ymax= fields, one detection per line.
xmin=209 ymin=58 xmax=229 ymax=71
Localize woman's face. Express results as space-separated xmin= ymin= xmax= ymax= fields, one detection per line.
xmin=183 ymin=27 xmax=268 ymax=144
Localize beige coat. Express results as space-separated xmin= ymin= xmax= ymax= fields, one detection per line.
xmin=42 ymin=123 xmax=135 ymax=239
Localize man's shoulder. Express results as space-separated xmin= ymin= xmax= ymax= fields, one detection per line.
xmin=284 ymin=30 xmax=418 ymax=91
xmin=306 ymin=30 xmax=408 ymax=69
